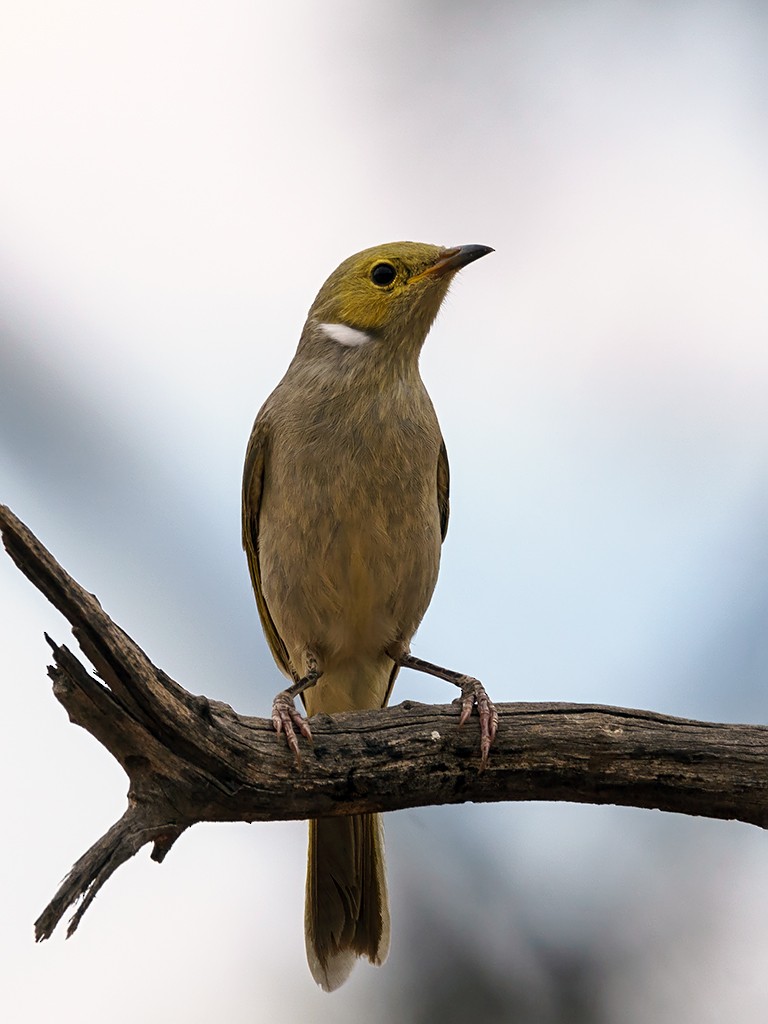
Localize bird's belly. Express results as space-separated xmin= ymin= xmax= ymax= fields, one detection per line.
xmin=259 ymin=490 xmax=441 ymax=671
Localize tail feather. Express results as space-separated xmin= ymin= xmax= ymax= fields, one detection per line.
xmin=305 ymin=812 xmax=390 ymax=991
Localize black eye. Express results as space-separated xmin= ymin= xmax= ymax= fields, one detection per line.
xmin=370 ymin=262 xmax=397 ymax=287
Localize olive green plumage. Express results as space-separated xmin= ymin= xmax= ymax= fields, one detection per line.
xmin=242 ymin=240 xmax=492 ymax=990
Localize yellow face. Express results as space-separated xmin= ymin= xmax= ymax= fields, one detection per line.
xmin=308 ymin=241 xmax=492 ymax=343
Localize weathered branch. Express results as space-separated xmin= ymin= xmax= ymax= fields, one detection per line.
xmin=2 ymin=503 xmax=768 ymax=942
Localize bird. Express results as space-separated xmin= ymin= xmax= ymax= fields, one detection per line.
xmin=242 ymin=240 xmax=497 ymax=991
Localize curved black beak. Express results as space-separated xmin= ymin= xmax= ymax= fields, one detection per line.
xmin=424 ymin=243 xmax=494 ymax=277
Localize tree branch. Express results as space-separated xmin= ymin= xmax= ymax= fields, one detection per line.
xmin=2 ymin=503 xmax=767 ymax=941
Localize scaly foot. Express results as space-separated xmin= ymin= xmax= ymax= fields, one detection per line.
xmin=456 ymin=675 xmax=498 ymax=768
xmin=272 ymin=690 xmax=313 ymax=763
xmin=393 ymin=652 xmax=499 ymax=767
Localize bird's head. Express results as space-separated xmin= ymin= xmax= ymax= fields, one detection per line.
xmin=301 ymin=241 xmax=493 ymax=361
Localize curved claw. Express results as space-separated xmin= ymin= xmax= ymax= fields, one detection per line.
xmin=272 ymin=690 xmax=313 ymax=764
xmin=457 ymin=676 xmax=499 ymax=768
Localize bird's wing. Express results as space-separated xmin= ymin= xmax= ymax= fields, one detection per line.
xmin=437 ymin=437 xmax=450 ymax=542
xmin=242 ymin=414 xmax=292 ymax=677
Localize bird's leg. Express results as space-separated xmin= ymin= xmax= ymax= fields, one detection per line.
xmin=394 ymin=652 xmax=499 ymax=767
xmin=272 ymin=656 xmax=321 ymax=763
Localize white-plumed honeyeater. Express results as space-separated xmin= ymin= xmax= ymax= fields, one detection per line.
xmin=242 ymin=241 xmax=497 ymax=991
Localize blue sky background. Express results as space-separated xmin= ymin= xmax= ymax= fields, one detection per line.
xmin=2 ymin=3 xmax=768 ymax=1021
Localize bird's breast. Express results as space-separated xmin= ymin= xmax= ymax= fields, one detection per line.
xmin=258 ymin=389 xmax=442 ymax=669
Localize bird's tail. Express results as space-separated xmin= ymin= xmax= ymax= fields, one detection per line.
xmin=305 ymin=811 xmax=390 ymax=991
